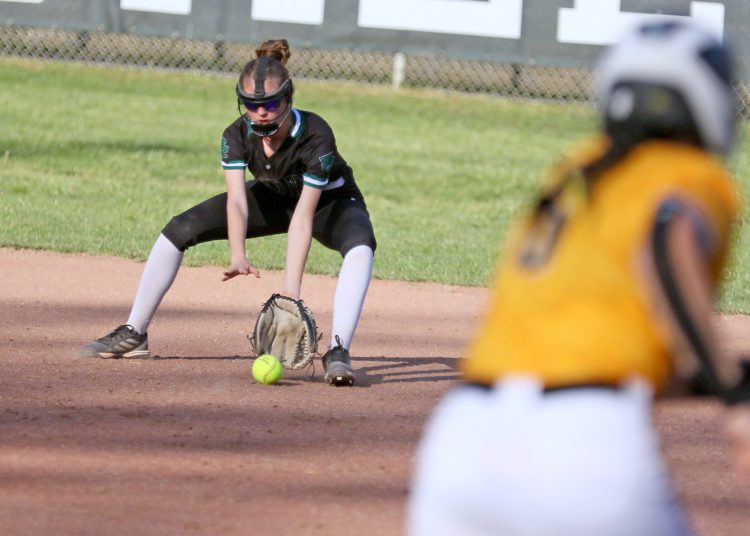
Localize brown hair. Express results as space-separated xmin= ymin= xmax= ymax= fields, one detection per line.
xmin=238 ymin=39 xmax=291 ymax=89
xmin=256 ymin=39 xmax=291 ymax=65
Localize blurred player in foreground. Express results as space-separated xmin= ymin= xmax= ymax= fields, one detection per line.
xmin=408 ymin=19 xmax=750 ymax=535
xmin=80 ymin=39 xmax=376 ymax=386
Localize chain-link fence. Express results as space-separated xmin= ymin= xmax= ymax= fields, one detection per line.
xmin=1 ymin=24 xmax=749 ymax=113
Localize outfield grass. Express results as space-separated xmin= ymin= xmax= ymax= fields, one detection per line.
xmin=1 ymin=57 xmax=749 ymax=311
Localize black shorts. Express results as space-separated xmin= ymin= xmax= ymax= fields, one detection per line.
xmin=161 ymin=180 xmax=377 ymax=257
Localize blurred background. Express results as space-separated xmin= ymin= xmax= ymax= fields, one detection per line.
xmin=1 ymin=0 xmax=748 ymax=109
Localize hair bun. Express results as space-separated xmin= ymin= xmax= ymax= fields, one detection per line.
xmin=256 ymin=39 xmax=291 ymax=65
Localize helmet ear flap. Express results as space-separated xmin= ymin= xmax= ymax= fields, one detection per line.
xmin=604 ymin=82 xmax=703 ymax=148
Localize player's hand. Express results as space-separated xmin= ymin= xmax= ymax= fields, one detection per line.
xmin=726 ymin=406 xmax=750 ymax=479
xmin=222 ymin=257 xmax=261 ymax=281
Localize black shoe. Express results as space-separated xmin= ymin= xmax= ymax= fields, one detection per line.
xmin=80 ymin=324 xmax=150 ymax=358
xmin=322 ymin=336 xmax=354 ymax=387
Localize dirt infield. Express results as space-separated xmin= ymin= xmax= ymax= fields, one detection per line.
xmin=2 ymin=247 xmax=749 ymax=535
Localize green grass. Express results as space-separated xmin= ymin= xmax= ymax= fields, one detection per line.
xmin=2 ymin=57 xmax=750 ymax=311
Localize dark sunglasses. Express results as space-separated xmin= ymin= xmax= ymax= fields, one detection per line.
xmin=242 ymin=97 xmax=284 ymax=112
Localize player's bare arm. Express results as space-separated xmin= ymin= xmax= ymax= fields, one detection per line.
xmin=643 ymin=197 xmax=750 ymax=473
xmin=645 ymin=198 xmax=747 ymax=389
xmin=223 ymin=168 xmax=260 ymax=281
xmin=643 ymin=198 xmax=719 ymax=378
xmin=283 ymin=185 xmax=321 ymax=298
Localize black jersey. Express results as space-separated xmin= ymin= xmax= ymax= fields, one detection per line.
xmin=221 ymin=108 xmax=362 ymax=199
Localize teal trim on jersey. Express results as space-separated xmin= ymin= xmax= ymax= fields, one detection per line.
xmin=222 ymin=160 xmax=246 ymax=169
xmin=303 ymin=172 xmax=328 ymax=189
xmin=289 ymin=108 xmax=304 ymax=139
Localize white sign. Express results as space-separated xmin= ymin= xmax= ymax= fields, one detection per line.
xmin=120 ymin=0 xmax=192 ymax=16
xmin=0 ymin=0 xmax=729 ymax=50
xmin=558 ymin=0 xmax=725 ymax=44
xmin=358 ymin=0 xmax=524 ymax=39
xmin=251 ymin=0 xmax=325 ymax=26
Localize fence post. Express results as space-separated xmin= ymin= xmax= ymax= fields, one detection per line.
xmin=214 ymin=39 xmax=226 ymax=70
xmin=392 ymin=51 xmax=406 ymax=90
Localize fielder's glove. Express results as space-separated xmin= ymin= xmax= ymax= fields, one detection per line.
xmin=251 ymin=294 xmax=319 ymax=370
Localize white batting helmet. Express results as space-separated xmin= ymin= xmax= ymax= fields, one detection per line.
xmin=597 ymin=19 xmax=736 ymax=155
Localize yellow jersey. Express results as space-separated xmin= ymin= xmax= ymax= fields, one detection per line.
xmin=463 ymin=138 xmax=740 ymax=392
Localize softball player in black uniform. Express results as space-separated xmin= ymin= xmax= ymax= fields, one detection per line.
xmin=81 ymin=39 xmax=376 ymax=386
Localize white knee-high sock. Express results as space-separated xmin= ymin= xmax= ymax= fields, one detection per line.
xmin=330 ymin=245 xmax=373 ymax=350
xmin=126 ymin=233 xmax=184 ymax=334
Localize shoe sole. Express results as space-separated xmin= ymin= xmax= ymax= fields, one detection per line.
xmin=81 ymin=349 xmax=151 ymax=359
xmin=325 ymin=365 xmax=355 ymax=387
xmin=326 ymin=374 xmax=355 ymax=387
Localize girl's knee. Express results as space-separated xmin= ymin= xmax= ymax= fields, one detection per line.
xmin=161 ymin=212 xmax=203 ymax=251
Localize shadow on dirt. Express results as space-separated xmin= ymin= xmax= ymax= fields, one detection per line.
xmin=148 ymin=355 xmax=251 ymax=360
xmin=119 ymin=354 xmax=463 ymax=387
xmin=354 ymin=356 xmax=461 ymax=387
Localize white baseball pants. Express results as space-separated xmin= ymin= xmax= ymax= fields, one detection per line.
xmin=407 ymin=376 xmax=692 ymax=536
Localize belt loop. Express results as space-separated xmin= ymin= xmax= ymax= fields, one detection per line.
xmin=491 ymin=376 xmax=546 ymax=407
